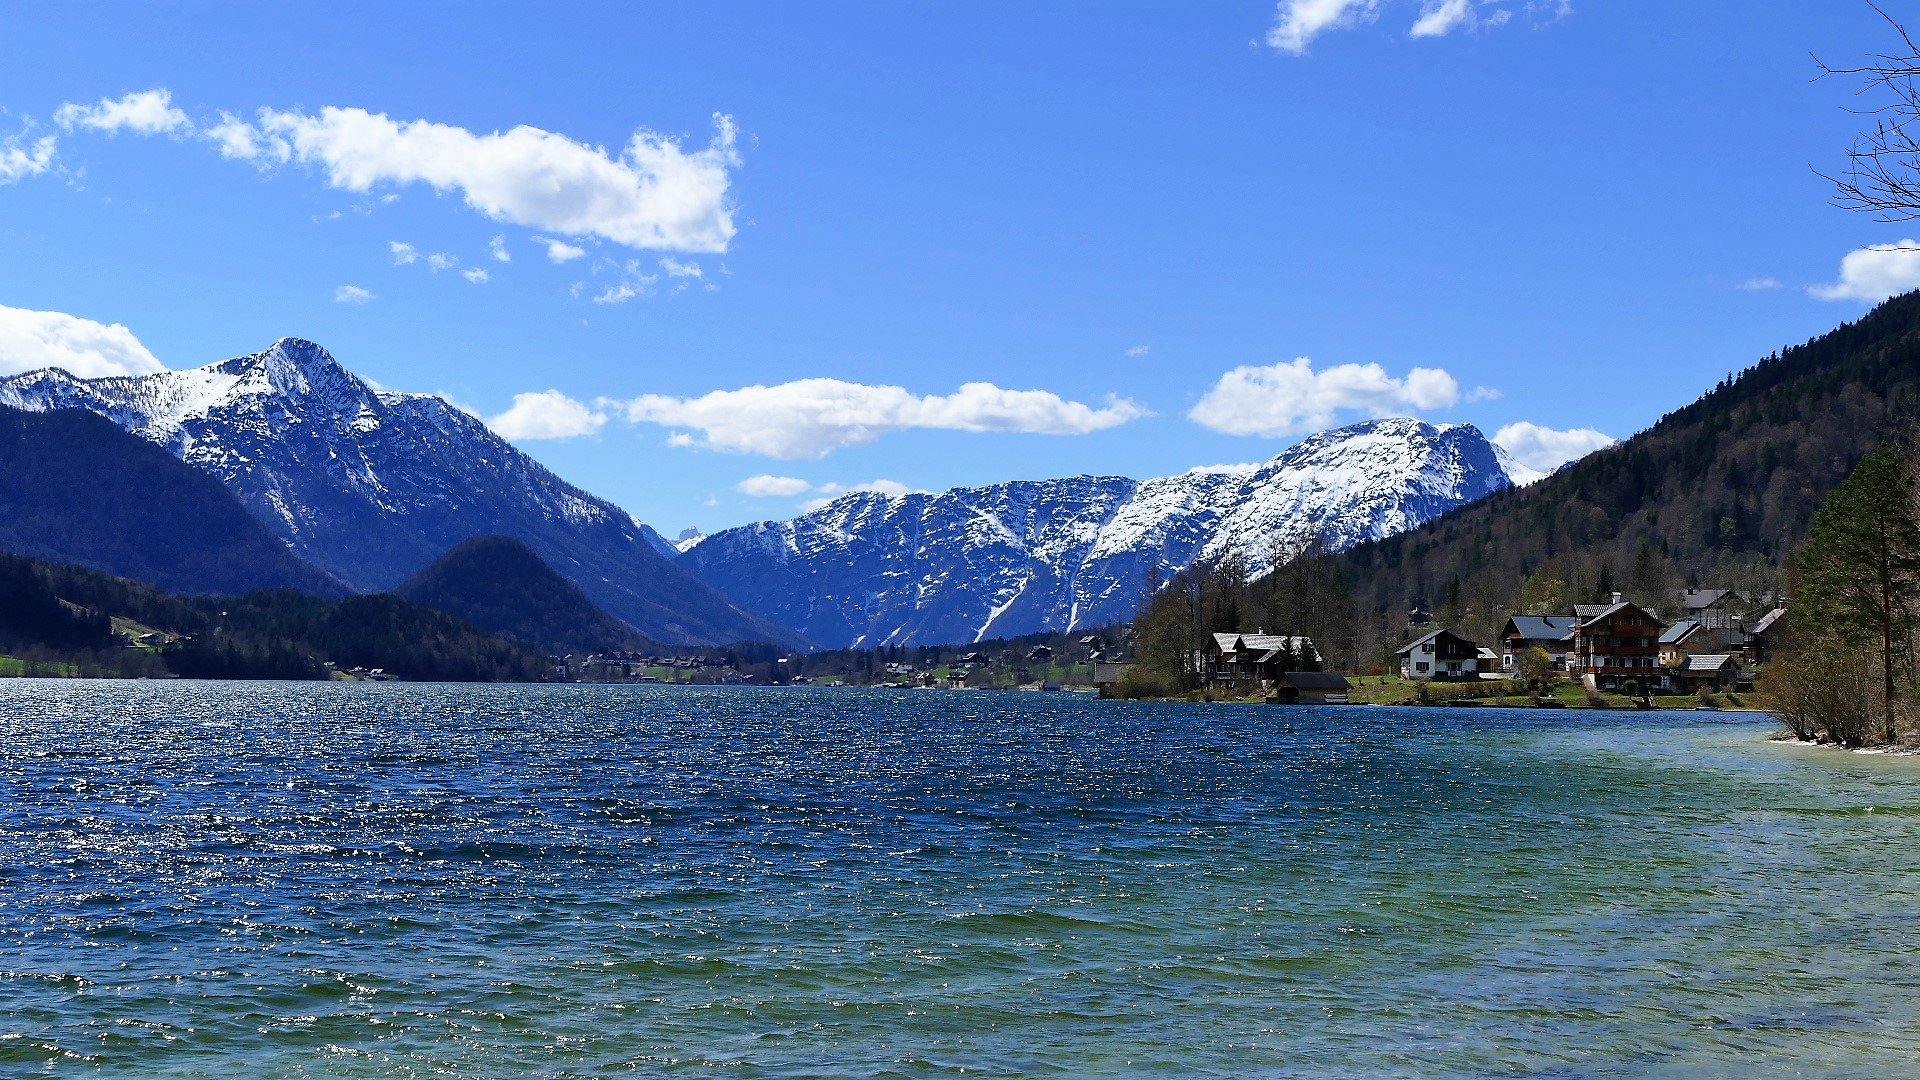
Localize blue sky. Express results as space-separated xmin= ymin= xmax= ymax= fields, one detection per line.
xmin=0 ymin=1 xmax=1909 ymax=538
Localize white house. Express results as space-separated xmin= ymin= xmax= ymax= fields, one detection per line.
xmin=1396 ymin=629 xmax=1481 ymax=680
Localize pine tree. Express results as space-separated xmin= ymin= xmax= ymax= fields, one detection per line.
xmin=1794 ymin=442 xmax=1920 ymax=744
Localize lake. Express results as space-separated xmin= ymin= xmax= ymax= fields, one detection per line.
xmin=2 ymin=682 xmax=1917 ymax=1077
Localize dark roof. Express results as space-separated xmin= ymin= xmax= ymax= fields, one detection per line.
xmin=1574 ymin=601 xmax=1664 ymax=629
xmin=1660 ymin=619 xmax=1701 ymax=645
xmin=1505 ymin=615 xmax=1576 ymax=641
xmin=1680 ymin=589 xmax=1738 ymax=610
xmin=1395 ymin=628 xmax=1477 ymax=655
xmin=1283 ymin=671 xmax=1351 ymax=690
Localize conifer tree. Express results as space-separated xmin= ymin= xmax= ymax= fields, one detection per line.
xmin=1794 ymin=442 xmax=1920 ymax=744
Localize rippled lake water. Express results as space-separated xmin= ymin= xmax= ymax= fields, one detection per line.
xmin=3 ymin=682 xmax=1919 ymax=1076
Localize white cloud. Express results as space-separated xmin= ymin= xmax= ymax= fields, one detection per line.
xmin=1188 ymin=357 xmax=1460 ymax=436
xmin=215 ymin=105 xmax=739 ymax=253
xmin=390 ymin=241 xmax=418 ymax=265
xmin=486 ymin=390 xmax=608 ymax=441
xmin=426 ymin=252 xmax=458 ymax=272
xmin=334 ymin=284 xmax=374 ymax=304
xmin=0 ymin=303 xmax=166 ymax=377
xmin=1271 ymin=0 xmax=1537 ymax=51
xmin=1810 ymin=241 xmax=1920 ymax=302
xmin=1269 ymin=0 xmax=1379 ymax=53
xmin=207 ymin=110 xmax=283 ymax=162
xmin=737 ymin=474 xmax=814 ymax=497
xmin=55 ymin=90 xmax=190 ymax=135
xmin=1492 ymin=421 xmax=1615 ymax=474
xmin=610 ymin=378 xmax=1147 ymax=458
xmin=1465 ymin=385 xmax=1502 ymax=402
xmin=0 ymin=134 xmax=56 ymax=183
xmin=1411 ymin=0 xmax=1474 ymax=37
xmin=1739 ymin=276 xmax=1782 ymax=291
xmin=463 ymin=267 xmax=489 ymax=284
xmin=489 ymin=234 xmax=511 ymax=262
xmin=659 ymin=256 xmax=703 ymax=279
xmin=801 ymin=479 xmax=915 ymax=513
xmin=1126 ymin=344 xmax=1151 ymax=358
xmin=591 ymin=259 xmax=660 ymax=303
xmin=539 ymin=236 xmax=587 ymax=262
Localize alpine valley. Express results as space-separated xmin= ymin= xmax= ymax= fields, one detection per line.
xmin=680 ymin=418 xmax=1524 ymax=648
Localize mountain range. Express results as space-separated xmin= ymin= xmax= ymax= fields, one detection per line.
xmin=0 ymin=338 xmax=794 ymax=647
xmin=680 ymin=418 xmax=1519 ymax=648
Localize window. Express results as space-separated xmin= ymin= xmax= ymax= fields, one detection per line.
xmin=1416 ymin=662 xmax=1430 ymax=673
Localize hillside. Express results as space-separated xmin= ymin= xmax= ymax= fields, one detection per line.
xmin=0 ymin=550 xmax=552 ymax=682
xmin=1336 ymin=291 xmax=1920 ymax=646
xmin=0 ymin=404 xmax=343 ymax=597
xmin=395 ymin=536 xmax=660 ymax=656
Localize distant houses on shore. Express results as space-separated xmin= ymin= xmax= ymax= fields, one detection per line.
xmin=1438 ymin=589 xmax=1786 ymax=693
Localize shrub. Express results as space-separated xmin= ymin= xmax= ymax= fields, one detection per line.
xmin=1112 ymin=667 xmax=1174 ymax=699
xmin=1761 ymin=644 xmax=1880 ymax=747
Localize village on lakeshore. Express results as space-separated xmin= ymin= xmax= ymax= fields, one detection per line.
xmin=555 ymin=585 xmax=1790 ymax=713
xmin=1099 ymin=585 xmax=1787 ymax=709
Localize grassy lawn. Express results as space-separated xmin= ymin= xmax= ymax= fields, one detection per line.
xmin=1341 ymin=673 xmax=1769 ymax=711
xmin=0 ymin=655 xmax=78 ymax=677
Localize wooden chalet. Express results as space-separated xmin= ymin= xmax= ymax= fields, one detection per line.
xmin=1570 ymin=594 xmax=1665 ymax=691
xmin=1206 ymin=632 xmax=1316 ymax=692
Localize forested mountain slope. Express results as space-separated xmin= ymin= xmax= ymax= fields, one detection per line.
xmin=396 ymin=536 xmax=660 ymax=656
xmin=0 ymin=551 xmax=551 ymax=682
xmin=1336 ymin=291 xmax=1920 ymax=632
xmin=0 ymin=404 xmax=343 ymax=597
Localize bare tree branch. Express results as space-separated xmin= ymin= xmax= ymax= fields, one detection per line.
xmin=1816 ymin=3 xmax=1920 ymax=222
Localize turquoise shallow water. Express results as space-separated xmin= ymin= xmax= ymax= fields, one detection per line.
xmin=2 ymin=683 xmax=1919 ymax=1077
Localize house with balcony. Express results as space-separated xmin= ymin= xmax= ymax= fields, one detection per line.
xmin=1569 ymin=594 xmax=1666 ymax=691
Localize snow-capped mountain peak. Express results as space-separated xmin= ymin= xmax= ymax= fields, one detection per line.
xmin=0 ymin=338 xmax=789 ymax=646
xmin=681 ymin=416 xmax=1519 ymax=648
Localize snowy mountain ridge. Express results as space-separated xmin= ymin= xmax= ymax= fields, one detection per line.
xmin=0 ymin=338 xmax=794 ymax=646
xmin=681 ymin=417 xmax=1516 ymax=648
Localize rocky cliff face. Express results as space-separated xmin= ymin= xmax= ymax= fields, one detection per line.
xmin=681 ymin=418 xmax=1515 ymax=647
